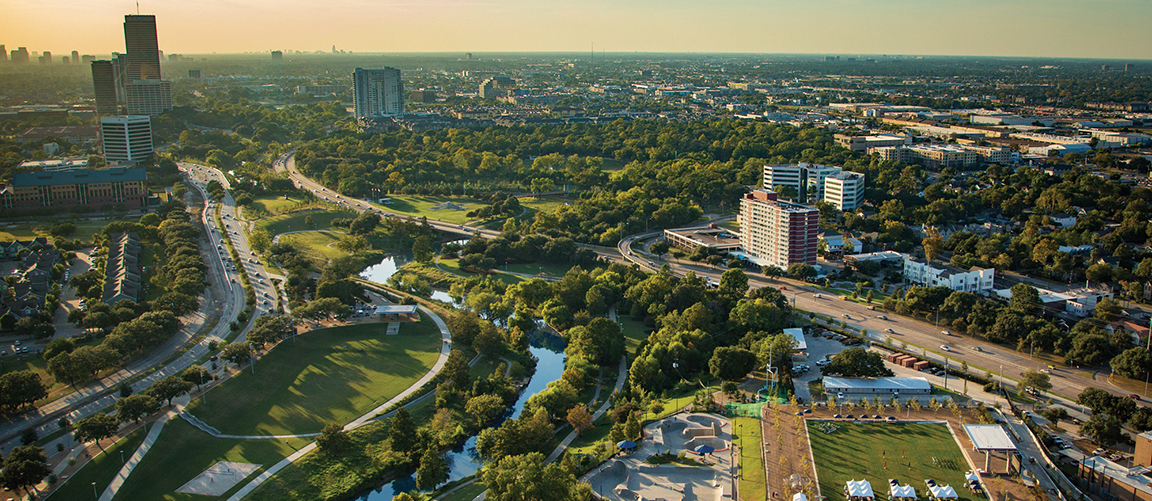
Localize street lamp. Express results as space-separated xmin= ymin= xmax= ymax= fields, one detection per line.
xmin=120 ymin=449 xmax=125 ymax=464
xmin=92 ymin=481 xmax=98 ymax=499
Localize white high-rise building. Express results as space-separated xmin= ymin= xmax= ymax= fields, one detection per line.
xmin=125 ymin=79 xmax=173 ymax=116
xmin=824 ymin=171 xmax=866 ymax=210
xmin=738 ymin=190 xmax=819 ymax=268
xmin=100 ymin=116 xmax=153 ymax=164
xmin=762 ymin=163 xmax=844 ymax=204
xmin=353 ymin=67 xmax=404 ymax=118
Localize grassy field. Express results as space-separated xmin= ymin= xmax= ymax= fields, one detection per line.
xmin=279 ymin=230 xmax=348 ymax=265
xmin=110 ymin=419 xmax=308 ymax=501
xmin=719 ymin=220 xmax=740 ymax=232
xmin=245 ymin=419 xmax=392 ymax=501
xmin=619 ymin=316 xmax=650 ymax=356
xmin=256 ymin=209 xmax=352 ymax=236
xmin=734 ymin=417 xmax=766 ymax=501
xmin=516 ymin=196 xmax=568 ymax=221
xmin=372 ymin=196 xmax=484 ymax=224
xmin=47 ymin=427 xmax=148 ymax=501
xmin=441 ymin=481 xmax=487 ymax=501
xmin=809 ymin=422 xmax=976 ymax=501
xmin=185 ymin=320 xmax=442 ymax=436
xmin=437 ymin=258 xmax=524 ymax=285
xmin=246 ymin=195 xmax=305 ymax=216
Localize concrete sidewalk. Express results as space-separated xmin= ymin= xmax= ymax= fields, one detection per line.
xmin=99 ymin=410 xmax=176 ymax=501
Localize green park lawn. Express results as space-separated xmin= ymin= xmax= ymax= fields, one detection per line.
xmin=185 ymin=320 xmax=442 ymax=436
xmin=47 ymin=427 xmax=148 ymax=501
xmin=809 ymin=422 xmax=976 ymax=501
xmin=372 ymin=195 xmax=483 ymax=224
xmin=279 ymin=230 xmax=348 ymax=265
xmin=619 ymin=316 xmax=649 ymax=356
xmin=734 ymin=417 xmax=766 ymax=501
xmin=441 ymin=481 xmax=488 ymax=501
xmin=256 ymin=209 xmax=353 ymax=236
xmin=110 ymin=419 xmax=308 ymax=501
xmin=437 ymin=258 xmax=524 ymax=285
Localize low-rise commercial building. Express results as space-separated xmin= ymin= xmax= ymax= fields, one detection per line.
xmin=663 ymin=226 xmax=741 ymax=253
xmin=0 ymin=168 xmax=148 ymax=212
xmin=823 ymin=377 xmax=932 ymax=396
xmin=834 ymin=133 xmax=911 ymax=151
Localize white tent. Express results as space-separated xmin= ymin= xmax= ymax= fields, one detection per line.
xmin=929 ymin=485 xmax=958 ymax=499
xmin=890 ymin=485 xmax=917 ymax=499
xmin=794 ymin=493 xmax=808 ymax=501
xmin=846 ymin=480 xmax=874 ymax=498
xmin=964 ymin=472 xmax=980 ymax=483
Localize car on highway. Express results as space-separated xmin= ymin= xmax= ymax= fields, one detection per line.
xmin=941 ymin=330 xmax=951 ymax=336
xmin=814 ymin=294 xmax=823 ymax=299
xmin=941 ymin=345 xmax=950 ymax=351
xmin=842 ymin=314 xmax=851 ymax=319
xmin=779 ymin=286 xmax=786 ymax=290
xmin=885 ymin=328 xmax=895 ymax=333
xmin=1130 ymin=394 xmax=1141 ymax=401
xmin=876 ymin=315 xmax=887 ymax=320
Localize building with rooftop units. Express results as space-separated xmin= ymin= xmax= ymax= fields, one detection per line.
xmin=738 ymin=190 xmax=819 ymax=268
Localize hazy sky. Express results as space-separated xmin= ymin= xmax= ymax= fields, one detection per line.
xmin=4 ymin=0 xmax=1151 ymax=59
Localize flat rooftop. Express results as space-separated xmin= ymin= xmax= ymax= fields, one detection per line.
xmin=823 ymin=376 xmax=931 ymax=392
xmin=962 ymin=424 xmax=1017 ymax=451
xmin=663 ymin=227 xmax=740 ymax=248
xmin=784 ymin=328 xmax=806 ymax=351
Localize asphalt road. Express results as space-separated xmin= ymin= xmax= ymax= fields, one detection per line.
xmin=275 ymin=152 xmax=1131 ymax=405
xmin=0 ymin=166 xmax=263 ymax=453
xmin=274 ymin=152 xmax=501 ymax=240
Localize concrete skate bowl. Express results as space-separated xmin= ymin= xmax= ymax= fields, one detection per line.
xmin=685 ymin=436 xmax=729 ymax=452
xmin=634 ymin=464 xmax=725 ymax=500
xmin=685 ymin=414 xmax=726 ymax=429
xmin=599 ymin=460 xmax=629 ymax=493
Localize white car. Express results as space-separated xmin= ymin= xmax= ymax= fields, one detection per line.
xmin=941 ymin=345 xmax=951 ymax=352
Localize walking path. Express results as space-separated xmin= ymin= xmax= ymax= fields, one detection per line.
xmin=99 ymin=409 xmax=177 ymax=501
xmin=545 ymin=355 xmax=628 ymax=463
xmin=224 ymin=304 xmax=452 ymax=501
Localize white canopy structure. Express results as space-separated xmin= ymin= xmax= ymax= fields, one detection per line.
xmin=964 ymin=472 xmax=980 ymax=483
xmin=846 ymin=480 xmax=874 ymax=499
xmin=890 ymin=485 xmax=917 ymax=499
xmin=793 ymin=493 xmax=808 ymax=501
xmin=929 ymin=485 xmax=958 ymax=499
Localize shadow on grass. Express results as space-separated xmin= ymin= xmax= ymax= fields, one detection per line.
xmin=187 ymin=323 xmax=440 ymax=436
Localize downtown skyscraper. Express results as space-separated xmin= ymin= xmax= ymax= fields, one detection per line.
xmin=92 ymin=14 xmax=172 ymax=117
xmin=123 ymin=15 xmax=161 ymax=80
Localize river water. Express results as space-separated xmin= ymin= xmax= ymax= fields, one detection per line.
xmin=354 ymin=256 xmax=567 ymax=501
xmin=359 ymin=254 xmax=457 ymax=305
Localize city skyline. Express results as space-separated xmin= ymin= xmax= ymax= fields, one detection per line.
xmin=2 ymin=0 xmax=1152 ymax=59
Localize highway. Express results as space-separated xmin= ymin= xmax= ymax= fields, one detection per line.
xmin=276 ymin=152 xmax=1128 ymax=406
xmin=0 ymin=164 xmax=268 ymax=453
xmin=273 ymin=152 xmax=501 ymax=240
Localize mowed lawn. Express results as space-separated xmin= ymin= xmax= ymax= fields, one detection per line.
xmin=373 ymin=196 xmax=482 ymax=224
xmin=256 ymin=209 xmax=352 ymax=236
xmin=280 ymin=230 xmax=348 ymax=265
xmin=809 ymin=422 xmax=976 ymax=501
xmin=186 ymin=320 xmax=442 ymax=436
xmin=110 ymin=419 xmax=309 ymax=501
xmin=48 ymin=427 xmax=148 ymax=501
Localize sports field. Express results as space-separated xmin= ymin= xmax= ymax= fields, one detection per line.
xmin=808 ymin=422 xmax=976 ymax=501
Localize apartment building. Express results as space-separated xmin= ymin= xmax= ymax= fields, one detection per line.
xmin=738 ymin=190 xmax=819 ymax=268
xmin=903 ymin=256 xmax=995 ymax=294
